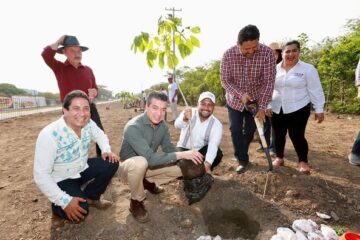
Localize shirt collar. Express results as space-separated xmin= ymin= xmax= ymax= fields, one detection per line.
xmin=234 ymin=44 xmax=262 ymax=58
xmin=140 ymin=113 xmax=163 ymax=128
xmin=280 ymin=60 xmax=302 ymax=70
xmin=60 ymin=116 xmax=89 ymax=137
xmin=64 ymin=59 xmax=84 ymax=68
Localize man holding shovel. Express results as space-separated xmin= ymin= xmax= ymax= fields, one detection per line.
xmin=220 ymin=24 xmax=276 ymax=174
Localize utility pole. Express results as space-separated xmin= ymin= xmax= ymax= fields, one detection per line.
xmin=165 ymin=7 xmax=182 ymax=83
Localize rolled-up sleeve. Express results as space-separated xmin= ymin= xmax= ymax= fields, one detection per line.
xmin=41 ymin=46 xmax=61 ymax=71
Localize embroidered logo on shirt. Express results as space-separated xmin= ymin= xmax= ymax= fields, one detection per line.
xmin=294 ymin=73 xmax=304 ymax=77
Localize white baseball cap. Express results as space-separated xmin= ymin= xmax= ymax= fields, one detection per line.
xmin=198 ymin=91 xmax=216 ymax=104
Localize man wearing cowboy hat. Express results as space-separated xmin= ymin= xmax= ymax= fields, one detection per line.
xmin=42 ymin=35 xmax=104 ymax=157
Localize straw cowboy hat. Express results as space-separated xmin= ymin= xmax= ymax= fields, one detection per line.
xmin=268 ymin=42 xmax=281 ymax=50
xmin=57 ymin=35 xmax=89 ymax=54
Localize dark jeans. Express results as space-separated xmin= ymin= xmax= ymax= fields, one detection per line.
xmin=271 ymin=104 xmax=311 ymax=162
xmin=177 ymin=145 xmax=223 ymax=170
xmin=227 ymin=106 xmax=256 ymax=165
xmin=52 ymin=157 xmax=119 ymax=219
xmin=90 ymin=103 xmax=105 ymax=157
xmin=351 ymin=132 xmax=360 ymax=156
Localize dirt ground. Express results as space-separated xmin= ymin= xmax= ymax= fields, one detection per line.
xmin=0 ymin=102 xmax=359 ymax=240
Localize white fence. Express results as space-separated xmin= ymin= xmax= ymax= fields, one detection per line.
xmin=0 ymin=98 xmax=117 ymax=121
xmin=0 ymin=96 xmax=61 ymax=121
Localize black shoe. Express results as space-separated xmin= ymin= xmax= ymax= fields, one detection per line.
xmin=143 ymin=179 xmax=165 ymax=194
xmin=130 ymin=199 xmax=149 ymax=223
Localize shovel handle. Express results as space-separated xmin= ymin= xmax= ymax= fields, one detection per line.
xmin=254 ymin=118 xmax=273 ymax=171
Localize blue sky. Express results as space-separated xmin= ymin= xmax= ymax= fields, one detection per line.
xmin=0 ymin=0 xmax=359 ymax=95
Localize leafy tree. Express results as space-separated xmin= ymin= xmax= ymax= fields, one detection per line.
xmin=38 ymin=92 xmax=60 ymax=100
xmin=178 ymin=61 xmax=225 ymax=106
xmin=317 ymin=18 xmax=360 ymax=113
xmin=178 ymin=66 xmax=207 ymax=105
xmin=0 ymin=83 xmax=28 ymax=96
xmin=115 ymin=91 xmax=140 ymax=106
xmin=97 ymin=85 xmax=113 ymax=101
xmin=131 ymin=14 xmax=200 ymax=70
xmin=297 ymin=33 xmax=323 ymax=67
xmin=203 ymin=60 xmax=225 ymax=105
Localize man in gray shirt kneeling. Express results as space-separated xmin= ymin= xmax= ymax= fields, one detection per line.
xmin=119 ymin=91 xmax=203 ymax=223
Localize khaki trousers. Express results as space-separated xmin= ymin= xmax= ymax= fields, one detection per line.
xmin=119 ymin=156 xmax=182 ymax=201
xmin=169 ymin=101 xmax=178 ymax=121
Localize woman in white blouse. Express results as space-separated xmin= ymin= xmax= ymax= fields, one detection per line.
xmin=267 ymin=40 xmax=325 ymax=173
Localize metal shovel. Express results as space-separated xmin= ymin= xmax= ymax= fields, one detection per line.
xmin=245 ymin=100 xmax=273 ymax=171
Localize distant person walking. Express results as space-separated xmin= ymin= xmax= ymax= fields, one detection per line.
xmin=42 ymin=35 xmax=104 ymax=157
xmin=167 ymin=75 xmax=178 ymax=122
xmin=348 ymin=58 xmax=360 ymax=166
xmin=141 ymin=91 xmax=147 ymax=111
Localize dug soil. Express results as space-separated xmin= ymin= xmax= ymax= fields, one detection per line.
xmin=0 ymin=102 xmax=359 ymax=239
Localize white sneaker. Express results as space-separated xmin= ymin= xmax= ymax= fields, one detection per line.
xmin=236 ymin=164 xmax=249 ymax=174
xmin=348 ymin=153 xmax=360 ymax=166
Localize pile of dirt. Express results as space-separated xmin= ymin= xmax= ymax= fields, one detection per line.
xmin=0 ymin=102 xmax=359 ymax=240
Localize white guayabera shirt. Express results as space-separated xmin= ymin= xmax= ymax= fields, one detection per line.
xmin=33 ymin=117 xmax=111 ymax=209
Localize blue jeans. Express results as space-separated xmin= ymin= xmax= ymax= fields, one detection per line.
xmin=52 ymin=157 xmax=119 ymax=219
xmin=351 ymin=132 xmax=360 ymax=156
xmin=227 ymin=106 xmax=256 ymax=165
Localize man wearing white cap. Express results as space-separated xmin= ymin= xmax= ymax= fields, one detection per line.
xmin=175 ymin=91 xmax=223 ymax=173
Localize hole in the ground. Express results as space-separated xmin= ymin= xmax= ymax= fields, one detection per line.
xmin=204 ymin=208 xmax=260 ymax=239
